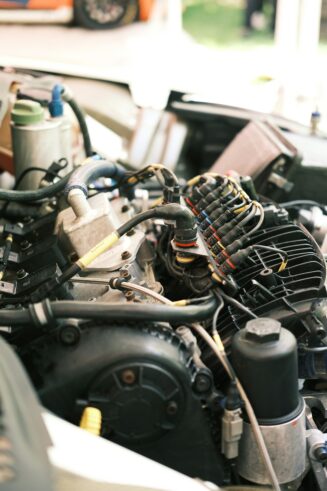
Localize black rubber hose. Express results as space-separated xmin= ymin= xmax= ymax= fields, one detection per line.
xmin=52 ymin=297 xmax=217 ymax=322
xmin=66 ymin=159 xmax=127 ymax=196
xmin=0 ymin=309 xmax=32 ymax=325
xmin=0 ymin=173 xmax=70 ymax=203
xmin=0 ymin=296 xmax=218 ymax=326
xmin=65 ymin=97 xmax=93 ymax=157
xmin=1 ymin=203 xmax=43 ymax=219
xmin=117 ymin=203 xmax=196 ymax=239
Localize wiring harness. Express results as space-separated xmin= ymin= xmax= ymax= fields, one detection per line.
xmin=185 ymin=174 xmax=288 ymax=285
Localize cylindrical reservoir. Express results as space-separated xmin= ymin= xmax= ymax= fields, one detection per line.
xmin=11 ymin=100 xmax=62 ymax=190
xmin=232 ymin=317 xmax=302 ymax=423
xmin=59 ymin=115 xmax=73 ymax=171
xmin=50 ymin=114 xmax=73 ymax=173
xmin=231 ymin=318 xmax=306 ymax=485
xmin=238 ymin=407 xmax=306 ymax=484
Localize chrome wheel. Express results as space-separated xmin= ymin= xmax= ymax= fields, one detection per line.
xmin=84 ymin=0 xmax=128 ymax=24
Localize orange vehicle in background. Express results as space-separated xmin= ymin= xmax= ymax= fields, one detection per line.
xmin=0 ymin=0 xmax=154 ymax=29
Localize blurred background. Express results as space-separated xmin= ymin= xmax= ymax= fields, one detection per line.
xmin=0 ymin=0 xmax=326 ymax=130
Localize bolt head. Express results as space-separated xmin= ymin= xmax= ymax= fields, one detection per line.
xmin=125 ymin=291 xmax=135 ymax=301
xmin=20 ymin=240 xmax=31 ymax=251
xmin=193 ymin=373 xmax=212 ymax=393
xmin=166 ymin=401 xmax=178 ymax=416
xmin=59 ymin=325 xmax=80 ymax=346
xmin=121 ymin=251 xmax=131 ymax=260
xmin=245 ymin=318 xmax=281 ymax=343
xmin=16 ymin=269 xmax=28 ymax=279
xmin=121 ymin=369 xmax=136 ymax=385
xmin=315 ymin=445 xmax=327 ymax=463
xmin=120 ymin=269 xmax=131 ymax=279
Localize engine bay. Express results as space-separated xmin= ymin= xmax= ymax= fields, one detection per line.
xmin=1 ymin=69 xmax=327 ymax=490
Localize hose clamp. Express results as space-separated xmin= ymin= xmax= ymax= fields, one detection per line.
xmin=28 ymin=299 xmax=55 ymax=329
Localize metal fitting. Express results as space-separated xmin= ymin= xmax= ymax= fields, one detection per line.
xmin=67 ymin=188 xmax=92 ymax=218
xmin=307 ymin=428 xmax=327 ymax=463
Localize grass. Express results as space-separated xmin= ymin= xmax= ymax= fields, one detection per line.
xmin=182 ymin=0 xmax=327 ymax=52
xmin=182 ymin=0 xmax=275 ymax=50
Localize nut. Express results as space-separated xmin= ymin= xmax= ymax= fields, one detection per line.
xmin=245 ymin=318 xmax=281 ymax=343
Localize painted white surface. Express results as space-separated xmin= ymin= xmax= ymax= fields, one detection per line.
xmin=44 ymin=412 xmax=217 ymax=491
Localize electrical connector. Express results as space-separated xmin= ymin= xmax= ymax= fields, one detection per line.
xmin=221 ymin=380 xmax=243 ymax=460
xmin=215 ymin=239 xmax=245 ymax=263
xmin=218 ymin=247 xmax=252 ymax=275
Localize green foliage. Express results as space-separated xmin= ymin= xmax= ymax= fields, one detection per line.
xmin=182 ymin=0 xmax=274 ymax=49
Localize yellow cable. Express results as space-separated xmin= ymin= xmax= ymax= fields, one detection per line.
xmin=127 ymin=163 xmax=175 ymax=186
xmin=80 ymin=407 xmax=102 ymax=436
xmin=150 ymin=196 xmax=163 ymax=208
xmin=127 ymin=176 xmax=138 ymax=184
xmin=203 ymin=172 xmax=223 ymax=178
xmin=213 ymin=332 xmax=225 ymax=352
xmin=278 ymin=260 xmax=288 ymax=273
xmin=240 ymin=190 xmax=251 ymax=201
xmin=233 ymin=204 xmax=249 ymax=214
xmin=227 ymin=184 xmax=234 ymax=194
xmin=148 ymin=163 xmax=164 ymax=170
xmin=173 ymin=299 xmax=188 ymax=307
xmin=176 ymin=254 xmax=195 ymax=264
xmin=212 ymin=272 xmax=223 ymax=284
xmin=187 ymin=175 xmax=201 ymax=187
xmin=77 ymin=231 xmax=120 ymax=269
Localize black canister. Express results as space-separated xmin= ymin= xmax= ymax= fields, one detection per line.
xmin=231 ymin=317 xmax=302 ymax=424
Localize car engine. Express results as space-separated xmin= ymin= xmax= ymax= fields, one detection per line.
xmin=1 ymin=72 xmax=327 ymax=490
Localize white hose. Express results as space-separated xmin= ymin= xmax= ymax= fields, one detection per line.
xmin=119 ymin=281 xmax=174 ymax=305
